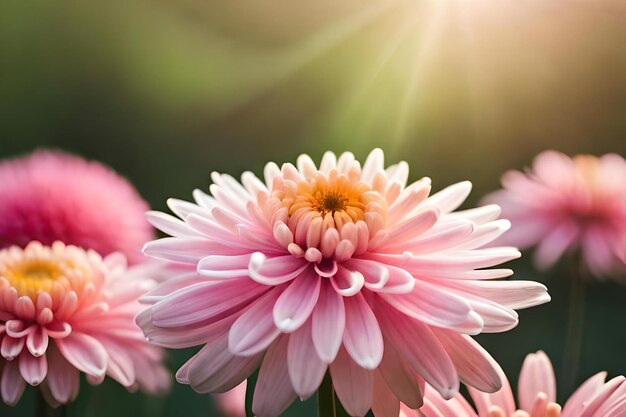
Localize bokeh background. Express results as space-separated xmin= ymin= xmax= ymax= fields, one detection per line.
xmin=1 ymin=0 xmax=625 ymax=416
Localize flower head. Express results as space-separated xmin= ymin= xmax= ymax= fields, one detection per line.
xmin=139 ymin=149 xmax=550 ymax=417
xmin=483 ymin=151 xmax=626 ymax=277
xmin=413 ymin=351 xmax=626 ymax=417
xmin=0 ymin=241 xmax=169 ymax=407
xmin=0 ymin=150 xmax=153 ymax=264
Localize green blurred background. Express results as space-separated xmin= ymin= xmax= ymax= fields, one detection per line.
xmin=1 ymin=0 xmax=625 ymax=416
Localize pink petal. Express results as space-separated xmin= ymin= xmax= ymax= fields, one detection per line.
xmin=439 ymin=279 xmax=550 ymax=310
xmin=330 ymin=266 xmax=364 ymax=297
xmin=273 ymin=272 xmax=321 ymax=333
xmin=468 ymin=365 xmax=516 ymax=417
xmin=312 ymin=281 xmax=345 ymax=363
xmin=19 ymin=353 xmax=48 ymax=386
xmin=56 ymin=333 xmax=107 ymax=377
xmin=518 ymin=351 xmax=556 ymax=411
xmin=249 ymin=253 xmax=309 ymax=285
xmin=197 ymin=254 xmax=252 ymax=279
xmin=150 ymin=278 xmax=267 ymax=328
xmin=252 ymin=335 xmax=297 ymax=417
xmin=379 ymin=308 xmax=458 ymax=399
xmin=426 ymin=181 xmax=472 ymax=213
xmin=329 ymin=347 xmax=375 ymax=417
xmin=46 ymin=345 xmax=80 ymax=404
xmin=378 ymin=341 xmax=424 ymax=409
xmin=1 ymin=360 xmax=26 ymax=406
xmin=561 ymin=372 xmax=607 ymax=416
xmin=143 ymin=237 xmax=225 ymax=264
xmin=343 ymin=293 xmax=384 ymax=370
xmin=371 ymin=371 xmax=401 ymax=417
xmin=229 ymin=289 xmax=282 ymax=356
xmin=386 ymin=207 xmax=440 ymax=243
xmin=534 ymin=221 xmax=578 ymax=269
xmin=26 ymin=327 xmax=49 ymax=357
xmin=1 ymin=335 xmax=25 ymax=360
xmin=184 ymin=333 xmax=262 ymax=393
xmin=433 ymin=329 xmax=501 ymax=393
xmin=287 ymin=320 xmax=327 ymax=400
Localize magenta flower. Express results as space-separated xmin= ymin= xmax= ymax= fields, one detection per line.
xmin=0 ymin=150 xmax=153 ymax=264
xmin=484 ymin=151 xmax=626 ymax=277
xmin=413 ymin=351 xmax=626 ymax=417
xmin=138 ymin=149 xmax=550 ymax=416
xmin=0 ymin=241 xmax=170 ymax=406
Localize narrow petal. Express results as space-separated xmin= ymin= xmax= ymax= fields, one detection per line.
xmin=343 ymin=293 xmax=384 ymax=370
xmin=371 ymin=372 xmax=401 ymax=417
xmin=329 ymin=347 xmax=375 ymax=417
xmin=1 ymin=360 xmax=26 ymax=406
xmin=249 ymin=253 xmax=309 ymax=285
xmin=518 ymin=351 xmax=557 ymax=411
xmin=287 ymin=320 xmax=327 ymax=400
xmin=56 ymin=333 xmax=107 ymax=377
xmin=19 ymin=353 xmax=48 ymax=386
xmin=274 ymin=272 xmax=321 ymax=333
xmin=229 ymin=289 xmax=282 ymax=356
xmin=252 ymin=335 xmax=298 ymax=417
xmin=433 ymin=329 xmax=501 ymax=393
xmin=312 ymin=281 xmax=345 ymax=363
xmin=46 ymin=345 xmax=80 ymax=404
xmin=427 ymin=181 xmax=472 ymax=213
xmin=379 ymin=307 xmax=458 ymax=399
xmin=378 ymin=341 xmax=424 ymax=409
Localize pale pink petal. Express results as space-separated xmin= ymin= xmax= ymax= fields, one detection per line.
xmin=329 ymin=347 xmax=375 ymax=417
xmin=433 ymin=329 xmax=501 ymax=393
xmin=46 ymin=345 xmax=80 ymax=404
xmin=312 ymin=281 xmax=345 ymax=363
xmin=378 ymin=341 xmax=424 ymax=409
xmin=19 ymin=353 xmax=48 ymax=386
xmin=518 ymin=351 xmax=557 ymax=411
xmin=372 ymin=371 xmax=401 ymax=417
xmin=380 ymin=308 xmax=458 ymax=399
xmin=273 ymin=271 xmax=321 ymax=333
xmin=249 ymin=252 xmax=309 ymax=285
xmin=56 ymin=333 xmax=107 ymax=377
xmin=1 ymin=360 xmax=26 ymax=406
xmin=26 ymin=326 xmax=49 ymax=357
xmin=287 ymin=320 xmax=327 ymax=400
xmin=427 ymin=181 xmax=472 ymax=213
xmin=252 ymin=335 xmax=298 ymax=417
xmin=561 ymin=371 xmax=607 ymax=417
xmin=468 ymin=363 xmax=516 ymax=417
xmin=342 ymin=293 xmax=384 ymax=370
xmin=534 ymin=221 xmax=578 ymax=269
xmin=229 ymin=289 xmax=282 ymax=356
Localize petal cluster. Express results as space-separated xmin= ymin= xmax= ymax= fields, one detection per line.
xmin=484 ymin=151 xmax=626 ymax=277
xmin=415 ymin=351 xmax=626 ymax=417
xmin=140 ymin=149 xmax=550 ymax=416
xmin=0 ymin=241 xmax=169 ymax=406
xmin=0 ymin=150 xmax=153 ymax=264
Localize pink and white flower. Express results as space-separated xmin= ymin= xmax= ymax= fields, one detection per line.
xmin=483 ymin=151 xmax=626 ymax=278
xmin=413 ymin=351 xmax=626 ymax=417
xmin=0 ymin=241 xmax=170 ymax=407
xmin=138 ymin=149 xmax=550 ymax=417
xmin=0 ymin=150 xmax=153 ymax=264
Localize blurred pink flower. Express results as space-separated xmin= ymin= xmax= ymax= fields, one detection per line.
xmin=484 ymin=151 xmax=626 ymax=277
xmin=0 ymin=150 xmax=153 ymax=264
xmin=213 ymin=382 xmax=246 ymax=417
xmin=412 ymin=351 xmax=626 ymax=417
xmin=138 ymin=149 xmax=549 ymax=417
xmin=0 ymin=241 xmax=170 ymax=407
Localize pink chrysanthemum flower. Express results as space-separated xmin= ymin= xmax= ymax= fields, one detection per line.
xmin=138 ymin=149 xmax=550 ymax=417
xmin=483 ymin=151 xmax=626 ymax=277
xmin=0 ymin=150 xmax=153 ymax=264
xmin=0 ymin=241 xmax=170 ymax=407
xmin=413 ymin=351 xmax=626 ymax=417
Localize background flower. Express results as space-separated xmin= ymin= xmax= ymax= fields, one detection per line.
xmin=0 ymin=150 xmax=153 ymax=265
xmin=413 ymin=351 xmax=626 ymax=417
xmin=139 ymin=149 xmax=549 ymax=417
xmin=0 ymin=241 xmax=170 ymax=407
xmin=483 ymin=151 xmax=626 ymax=278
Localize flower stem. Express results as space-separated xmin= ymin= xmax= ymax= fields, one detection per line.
xmin=561 ymin=256 xmax=587 ymax=395
xmin=318 ymin=374 xmax=337 ymax=417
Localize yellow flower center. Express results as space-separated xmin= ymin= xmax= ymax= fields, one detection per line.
xmin=2 ymin=259 xmax=69 ymax=300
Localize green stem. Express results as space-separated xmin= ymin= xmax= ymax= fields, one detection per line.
xmin=561 ymin=257 xmax=587 ymax=394
xmin=318 ymin=375 xmax=336 ymax=417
